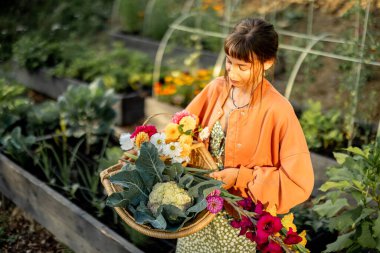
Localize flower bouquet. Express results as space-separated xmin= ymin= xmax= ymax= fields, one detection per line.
xmin=207 ymin=190 xmax=310 ymax=253
xmin=100 ymin=110 xmax=221 ymax=239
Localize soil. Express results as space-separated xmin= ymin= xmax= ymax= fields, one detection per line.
xmin=0 ymin=195 xmax=73 ymax=253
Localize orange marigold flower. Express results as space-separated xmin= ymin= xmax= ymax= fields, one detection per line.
xmin=135 ymin=132 xmax=149 ymax=148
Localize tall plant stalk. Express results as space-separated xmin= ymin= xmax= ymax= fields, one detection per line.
xmin=347 ymin=1 xmax=371 ymax=147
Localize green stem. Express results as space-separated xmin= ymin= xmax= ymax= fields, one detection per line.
xmin=270 ymin=235 xmax=296 ymax=253
xmin=123 ymin=152 xmax=138 ymax=160
xmin=223 ymin=197 xmax=257 ymax=222
xmin=184 ymin=167 xmax=215 ymax=172
xmin=221 ymin=190 xmax=242 ymax=200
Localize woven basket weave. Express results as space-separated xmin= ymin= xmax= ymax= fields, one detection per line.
xmin=100 ymin=141 xmax=218 ymax=239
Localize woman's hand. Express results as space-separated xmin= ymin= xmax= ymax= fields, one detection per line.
xmin=210 ymin=168 xmax=239 ymax=190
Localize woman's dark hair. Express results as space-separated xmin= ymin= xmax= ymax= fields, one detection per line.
xmin=223 ymin=18 xmax=279 ymax=106
xmin=224 ymin=18 xmax=278 ymax=66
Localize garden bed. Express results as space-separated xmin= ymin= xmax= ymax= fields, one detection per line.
xmin=8 ymin=63 xmax=85 ymax=99
xmin=7 ymin=64 xmax=146 ymax=126
xmin=0 ymin=153 xmax=144 ymax=253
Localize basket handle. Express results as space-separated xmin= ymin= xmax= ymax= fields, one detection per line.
xmin=143 ymin=112 xmax=173 ymax=126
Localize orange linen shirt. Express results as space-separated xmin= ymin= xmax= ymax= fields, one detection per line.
xmin=186 ymin=76 xmax=314 ymax=214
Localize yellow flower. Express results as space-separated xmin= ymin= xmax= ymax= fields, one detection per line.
xmin=281 ymin=213 xmax=297 ymax=232
xmin=179 ymin=134 xmax=193 ymax=146
xmin=173 ymin=77 xmax=183 ymax=86
xmin=164 ymin=76 xmax=173 ymax=83
xmin=266 ymin=205 xmax=277 ymax=216
xmin=165 ymin=123 xmax=181 ymax=142
xmin=299 ymin=230 xmax=308 ymax=247
xmin=183 ymin=75 xmax=194 ymax=85
xmin=180 ymin=143 xmax=191 ymax=158
xmin=197 ymin=69 xmax=210 ymax=77
xmin=135 ymin=132 xmax=149 ymax=149
xmin=179 ymin=116 xmax=196 ymax=133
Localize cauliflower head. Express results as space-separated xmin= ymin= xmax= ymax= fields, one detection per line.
xmin=148 ymin=181 xmax=193 ymax=215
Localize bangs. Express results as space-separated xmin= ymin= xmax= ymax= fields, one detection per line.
xmin=224 ymin=36 xmax=254 ymax=63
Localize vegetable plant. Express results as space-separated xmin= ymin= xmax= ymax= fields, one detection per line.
xmin=313 ymin=139 xmax=380 ymax=252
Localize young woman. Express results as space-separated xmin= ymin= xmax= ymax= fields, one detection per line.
xmin=176 ymin=18 xmax=314 ymax=253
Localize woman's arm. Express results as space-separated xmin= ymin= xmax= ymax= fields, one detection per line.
xmin=238 ymin=153 xmax=314 ymax=214
xmin=213 ymin=106 xmax=314 ymax=214
xmin=240 ymin=109 xmax=314 ymax=214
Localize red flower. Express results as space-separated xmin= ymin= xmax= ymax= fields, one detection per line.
xmin=261 ymin=241 xmax=282 ymax=253
xmin=130 ymin=125 xmax=157 ymax=138
xmin=230 ymin=216 xmax=254 ymax=236
xmin=230 ymin=220 xmax=241 ymax=228
xmin=237 ymin=198 xmax=255 ymax=211
xmin=255 ymin=228 xmax=270 ymax=245
xmin=245 ymin=231 xmax=256 ymax=242
xmin=257 ymin=214 xmax=282 ymax=235
xmin=284 ymin=228 xmax=302 ymax=245
xmin=254 ymin=201 xmax=269 ymax=218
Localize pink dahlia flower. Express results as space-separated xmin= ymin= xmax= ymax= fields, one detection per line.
xmin=172 ymin=110 xmax=196 ymax=124
xmin=206 ymin=195 xmax=224 ymax=214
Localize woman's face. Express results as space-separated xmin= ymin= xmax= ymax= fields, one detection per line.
xmin=225 ymin=55 xmax=271 ymax=89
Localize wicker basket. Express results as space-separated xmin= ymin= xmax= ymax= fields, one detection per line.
xmin=100 ymin=116 xmax=218 ymax=239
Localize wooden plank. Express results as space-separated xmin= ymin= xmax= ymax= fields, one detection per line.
xmin=8 ymin=64 xmax=85 ymax=99
xmin=0 ymin=154 xmax=144 ymax=253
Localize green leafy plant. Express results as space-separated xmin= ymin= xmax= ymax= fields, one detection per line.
xmin=300 ymin=99 xmax=345 ymax=151
xmin=0 ymin=127 xmax=36 ymax=167
xmin=12 ymin=35 xmax=63 ymax=71
xmin=77 ymin=135 xmax=115 ymax=217
xmin=291 ymin=201 xmax=338 ymax=252
xmin=26 ymin=100 xmax=60 ymax=133
xmin=32 ymin=139 xmax=83 ymax=199
xmin=57 ymin=79 xmax=117 ymax=154
xmin=51 ymin=43 xmax=153 ymax=93
xmin=0 ymin=79 xmax=30 ymax=137
xmin=106 ymin=142 xmax=221 ymax=231
xmin=313 ymin=139 xmax=380 ymax=252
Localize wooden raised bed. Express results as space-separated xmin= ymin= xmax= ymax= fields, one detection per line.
xmin=0 ymin=154 xmax=144 ymax=253
xmin=8 ymin=64 xmax=85 ymax=99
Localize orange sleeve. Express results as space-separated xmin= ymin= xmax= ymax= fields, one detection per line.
xmin=235 ymin=106 xmax=314 ymax=214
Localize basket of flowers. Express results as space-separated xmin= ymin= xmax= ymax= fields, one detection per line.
xmin=100 ymin=110 xmax=222 ymax=239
